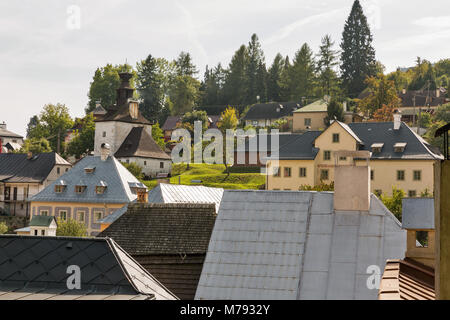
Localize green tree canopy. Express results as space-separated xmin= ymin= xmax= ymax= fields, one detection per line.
xmin=151 ymin=122 xmax=165 ymax=149
xmin=316 ymin=35 xmax=340 ymax=97
xmin=218 ymin=106 xmax=238 ymax=132
xmin=18 ymin=138 xmax=52 ymax=154
xmin=122 ymin=161 xmax=144 ymax=180
xmin=0 ymin=222 xmax=8 ymax=234
xmin=287 ymin=43 xmax=316 ymax=101
xmin=66 ymin=113 xmax=95 ymax=159
xmin=56 ymin=218 xmax=87 ymax=237
xmin=26 ymin=103 xmax=74 ymax=153
xmin=358 ymin=74 xmax=400 ymax=116
xmin=325 ymin=99 xmax=345 ymax=125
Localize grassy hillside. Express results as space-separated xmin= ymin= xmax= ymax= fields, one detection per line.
xmin=142 ymin=164 xmax=266 ymax=190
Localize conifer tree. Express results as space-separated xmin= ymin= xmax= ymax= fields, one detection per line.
xmin=340 ymin=0 xmax=376 ymax=97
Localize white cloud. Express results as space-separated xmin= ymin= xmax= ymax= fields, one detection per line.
xmin=413 ymin=16 xmax=450 ymax=28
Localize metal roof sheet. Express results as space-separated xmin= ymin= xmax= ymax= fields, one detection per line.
xmin=402 ymin=198 xmax=435 ymax=230
xmin=195 ymin=191 xmax=406 ymax=300
xmin=148 ymin=183 xmax=224 ymax=213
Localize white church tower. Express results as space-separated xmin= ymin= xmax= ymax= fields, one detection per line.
xmin=93 ymin=72 xmax=171 ymax=178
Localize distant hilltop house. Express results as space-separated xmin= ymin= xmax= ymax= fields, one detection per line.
xmin=0 ymin=122 xmax=23 ymax=153
xmin=161 ymin=114 xmax=221 ymax=141
xmin=266 ymin=117 xmax=443 ymax=197
xmin=29 ymin=144 xmax=149 ymax=236
xmin=15 ymin=215 xmax=57 ymax=236
xmin=0 ymin=152 xmax=71 ymax=217
xmin=292 ymin=98 xmax=362 ymax=132
xmin=195 ymin=154 xmax=406 ymax=300
xmin=93 ymin=72 xmax=171 ymax=178
xmin=242 ymin=101 xmax=300 ymax=129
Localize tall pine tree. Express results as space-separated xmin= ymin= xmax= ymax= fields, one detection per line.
xmin=288 ymin=43 xmax=316 ymax=101
xmin=223 ymin=45 xmax=248 ymax=105
xmin=340 ymin=0 xmax=376 ymax=97
xmin=267 ymin=53 xmax=284 ymax=102
xmin=317 ymin=35 xmax=339 ymax=97
xmin=245 ymin=34 xmax=267 ymax=104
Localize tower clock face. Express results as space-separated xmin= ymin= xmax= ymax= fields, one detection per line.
xmin=129 ymin=102 xmax=138 ymax=119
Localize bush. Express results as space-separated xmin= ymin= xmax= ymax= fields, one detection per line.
xmin=380 ymin=186 xmax=405 ymax=221
xmin=121 ymin=162 xmax=144 ymax=180
xmin=299 ymin=181 xmax=335 ymax=191
xmin=0 ymin=222 xmax=8 ymax=234
xmin=56 ymin=218 xmax=87 ymax=237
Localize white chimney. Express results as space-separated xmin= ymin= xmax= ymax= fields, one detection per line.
xmin=100 ymin=143 xmax=111 ymax=161
xmin=402 ymin=88 xmax=406 ymax=95
xmin=436 ymin=89 xmax=440 ymax=98
xmin=333 ymin=151 xmax=371 ymax=211
xmin=0 ymin=122 xmax=6 ymax=130
xmin=343 ymin=101 xmax=348 ymax=112
xmin=393 ymin=109 xmax=402 ymax=130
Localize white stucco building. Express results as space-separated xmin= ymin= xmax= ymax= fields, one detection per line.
xmin=93 ymin=72 xmax=171 ymax=178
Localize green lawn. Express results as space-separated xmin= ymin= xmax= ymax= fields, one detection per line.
xmin=142 ymin=163 xmax=266 ymax=190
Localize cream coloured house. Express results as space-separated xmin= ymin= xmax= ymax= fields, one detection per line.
xmin=29 ymin=146 xmax=148 ymax=236
xmin=266 ymin=117 xmax=443 ymax=196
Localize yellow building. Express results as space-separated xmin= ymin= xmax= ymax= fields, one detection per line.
xmin=267 ymin=119 xmax=443 ymax=196
xmin=29 ymin=146 xmax=147 ymax=236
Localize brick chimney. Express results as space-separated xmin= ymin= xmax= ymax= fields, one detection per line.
xmin=402 ymin=198 xmax=435 ymax=268
xmin=0 ymin=122 xmax=6 ymax=130
xmin=116 ymin=72 xmax=134 ymax=107
xmin=333 ymin=150 xmax=371 ymax=211
xmin=100 ymin=143 xmax=111 ymax=161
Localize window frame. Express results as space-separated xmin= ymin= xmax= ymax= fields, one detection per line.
xmin=332 ymin=133 xmax=340 ymax=143
xmin=320 ymin=169 xmax=329 ymax=181
xmin=397 ymin=170 xmax=405 ymax=181
xmin=284 ymin=167 xmax=292 ymax=177
xmin=59 ymin=210 xmax=67 ymax=221
xmin=413 ymin=170 xmax=422 ymax=181
xmin=299 ymin=167 xmax=307 ymax=178
xmin=324 ymin=150 xmax=331 ymax=161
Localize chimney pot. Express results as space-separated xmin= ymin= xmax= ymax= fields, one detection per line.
xmin=393 ymin=109 xmax=402 ymax=130
xmin=27 ymin=151 xmax=33 ymax=160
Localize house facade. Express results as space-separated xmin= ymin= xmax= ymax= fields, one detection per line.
xmin=292 ymin=99 xmax=328 ymax=132
xmin=0 ymin=152 xmax=71 ymax=217
xmin=267 ymin=119 xmax=443 ymax=196
xmin=29 ymin=150 xmax=147 ymax=236
xmin=93 ymin=72 xmax=171 ymax=178
xmin=0 ymin=122 xmax=23 ymax=153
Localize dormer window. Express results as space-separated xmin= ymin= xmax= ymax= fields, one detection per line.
xmin=371 ymin=143 xmax=384 ymax=153
xmin=54 ymin=180 xmax=66 ymax=193
xmin=394 ymin=142 xmax=407 ymax=153
xmin=75 ymin=180 xmax=87 ymax=194
xmin=96 ymin=181 xmax=108 ymax=194
xmin=84 ymin=167 xmax=96 ymax=174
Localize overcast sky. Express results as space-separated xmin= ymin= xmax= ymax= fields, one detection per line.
xmin=1 ymin=0 xmax=450 ymax=136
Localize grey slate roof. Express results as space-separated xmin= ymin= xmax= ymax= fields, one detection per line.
xmin=98 ymin=203 xmax=217 ymax=255
xmin=114 ymin=126 xmax=170 ymax=160
xmin=30 ymin=156 xmax=141 ymax=204
xmin=195 ymin=190 xmax=406 ymax=300
xmin=148 ymin=183 xmax=224 ymax=213
xmin=0 ymin=152 xmax=70 ymax=183
xmin=271 ymin=122 xmax=442 ymax=160
xmin=236 ymin=134 xmax=306 ymax=152
xmin=243 ymin=102 xmax=300 ymax=120
xmin=0 ymin=235 xmax=177 ymax=300
xmin=161 ymin=116 xmax=181 ymax=131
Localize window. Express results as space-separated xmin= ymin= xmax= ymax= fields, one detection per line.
xmin=102 ymin=131 xmax=106 ymax=137
xmin=284 ymin=167 xmax=292 ymax=177
xmin=416 ymin=231 xmax=428 ymax=248
xmin=126 ymin=159 xmax=130 ymax=164
xmin=96 ymin=186 xmax=106 ymax=194
xmin=332 ymin=133 xmax=340 ymax=143
xmin=34 ymin=230 xmax=38 ymax=236
xmin=304 ymin=118 xmax=311 ymax=126
xmin=397 ymin=170 xmax=405 ymax=181
xmin=371 ymin=143 xmax=384 ymax=153
xmin=413 ymin=170 xmax=422 ymax=181
xmin=324 ymin=150 xmax=331 ymax=161
xmin=57 ymin=167 xmax=60 ymax=175
xmin=252 ymin=120 xmax=258 ymax=126
xmin=65 ymin=168 xmax=69 ymax=172
xmin=273 ymin=167 xmax=280 ymax=177
xmin=77 ymin=211 xmax=85 ymax=222
xmin=41 ymin=230 xmax=45 ymax=236
xmin=75 ymin=186 xmax=86 ymax=194
xmin=320 ymin=169 xmax=329 ymax=180
xmin=299 ymin=167 xmax=307 ymax=177
xmin=55 ymin=185 xmax=65 ymax=193
xmin=40 ymin=210 xmax=48 ymax=216
xmin=160 ymin=162 xmax=164 ymax=169
xmin=408 ymin=190 xmax=417 ymax=197
xmin=370 ymin=170 xmax=374 ymax=181
xmin=339 ymin=156 xmax=347 ymax=161
xmin=12 ymin=139 xmax=17 ymax=143
xmin=59 ymin=211 xmax=67 ymax=221
xmin=94 ymin=211 xmax=103 ymax=223
xmin=394 ymin=142 xmax=407 ymax=153
xmin=144 ymin=161 xmax=147 ymax=166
